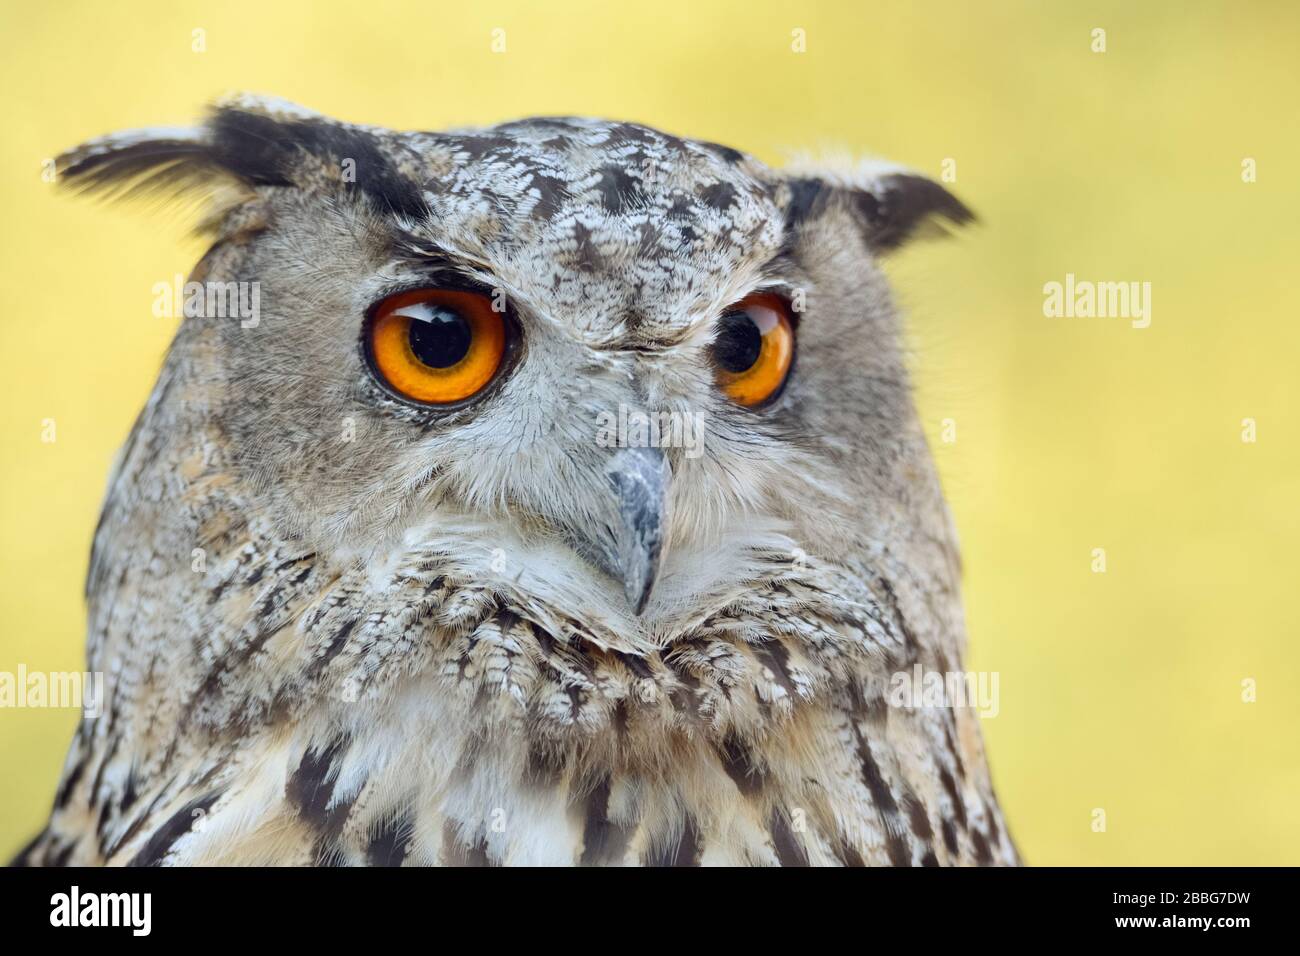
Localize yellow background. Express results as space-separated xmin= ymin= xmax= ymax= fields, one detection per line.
xmin=1 ymin=0 xmax=1296 ymax=864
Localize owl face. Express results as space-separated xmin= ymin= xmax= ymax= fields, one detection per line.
xmin=62 ymin=97 xmax=972 ymax=638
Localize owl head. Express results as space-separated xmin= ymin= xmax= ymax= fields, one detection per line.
xmin=59 ymin=95 xmax=972 ymax=648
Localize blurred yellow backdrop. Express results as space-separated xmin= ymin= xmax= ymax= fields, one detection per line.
xmin=1 ymin=0 xmax=1297 ymax=864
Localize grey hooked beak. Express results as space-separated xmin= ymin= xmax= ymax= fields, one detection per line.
xmin=603 ymin=445 xmax=670 ymax=615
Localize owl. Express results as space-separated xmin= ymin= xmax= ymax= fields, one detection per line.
xmin=15 ymin=95 xmax=1016 ymax=866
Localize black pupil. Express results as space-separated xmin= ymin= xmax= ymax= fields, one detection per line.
xmin=408 ymin=306 xmax=472 ymax=368
xmin=713 ymin=311 xmax=763 ymax=373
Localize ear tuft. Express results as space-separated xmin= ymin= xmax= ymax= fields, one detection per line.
xmin=54 ymin=95 xmax=428 ymax=223
xmin=780 ymin=157 xmax=975 ymax=253
xmin=55 ymin=127 xmax=223 ymax=201
xmin=852 ymin=172 xmax=975 ymax=252
xmin=201 ymin=103 xmax=428 ymax=219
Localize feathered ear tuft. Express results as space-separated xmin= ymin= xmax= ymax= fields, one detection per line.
xmin=55 ymin=94 xmax=428 ymax=223
xmin=54 ymin=94 xmax=325 ymax=199
xmin=781 ymin=156 xmax=976 ymax=253
xmin=849 ymin=172 xmax=975 ymax=251
xmin=54 ymin=125 xmax=261 ymax=236
xmin=56 ymin=127 xmax=225 ymax=199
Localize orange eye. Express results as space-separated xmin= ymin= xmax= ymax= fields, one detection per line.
xmin=711 ymin=292 xmax=795 ymax=406
xmin=366 ymin=288 xmax=507 ymax=405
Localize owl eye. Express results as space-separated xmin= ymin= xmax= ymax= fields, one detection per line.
xmin=711 ymin=292 xmax=795 ymax=406
xmin=366 ymin=288 xmax=507 ymax=405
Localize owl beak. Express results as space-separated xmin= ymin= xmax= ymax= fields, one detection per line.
xmin=603 ymin=445 xmax=669 ymax=615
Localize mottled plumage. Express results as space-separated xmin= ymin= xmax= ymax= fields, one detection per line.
xmin=16 ymin=95 xmax=1014 ymax=866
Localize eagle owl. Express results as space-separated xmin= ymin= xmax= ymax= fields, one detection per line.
xmin=16 ymin=95 xmax=1016 ymax=866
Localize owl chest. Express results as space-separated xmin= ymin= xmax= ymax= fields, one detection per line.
xmin=177 ymin=688 xmax=862 ymax=866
